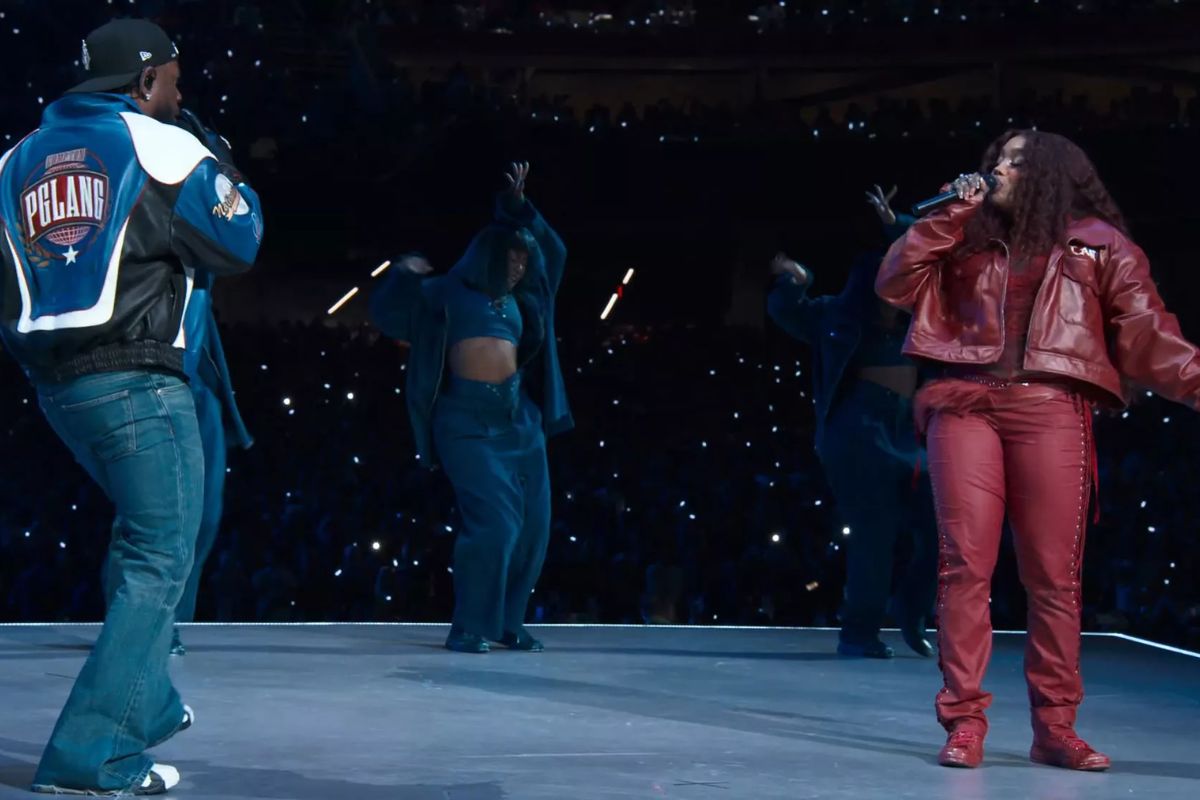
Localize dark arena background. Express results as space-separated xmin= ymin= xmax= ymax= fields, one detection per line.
xmin=1 ymin=1 xmax=1198 ymax=798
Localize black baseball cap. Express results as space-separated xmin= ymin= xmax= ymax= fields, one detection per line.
xmin=68 ymin=19 xmax=179 ymax=94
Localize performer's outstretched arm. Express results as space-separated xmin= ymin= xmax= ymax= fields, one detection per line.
xmin=1098 ymin=230 xmax=1200 ymax=409
xmin=766 ymin=253 xmax=830 ymax=343
xmin=494 ymin=161 xmax=567 ymax=293
xmin=865 ymin=182 xmax=914 ymax=243
xmin=370 ymin=255 xmax=435 ymax=342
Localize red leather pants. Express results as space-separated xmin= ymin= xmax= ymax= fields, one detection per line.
xmin=922 ymin=378 xmax=1094 ymax=740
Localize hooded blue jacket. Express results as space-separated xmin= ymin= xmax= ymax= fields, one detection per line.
xmin=767 ymin=215 xmax=914 ymax=453
xmin=370 ymin=194 xmax=573 ymax=467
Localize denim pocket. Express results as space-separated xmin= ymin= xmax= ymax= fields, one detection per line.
xmin=57 ymin=388 xmax=133 ymax=414
xmin=458 ymin=408 xmax=502 ymax=441
xmin=139 ymin=378 xmax=196 ymax=454
xmin=153 ymin=379 xmax=193 ymax=409
xmin=54 ymin=389 xmax=138 ymax=460
xmin=435 ymin=397 xmax=505 ymax=442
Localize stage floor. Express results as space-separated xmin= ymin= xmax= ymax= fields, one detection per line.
xmin=0 ymin=625 xmax=1197 ymax=799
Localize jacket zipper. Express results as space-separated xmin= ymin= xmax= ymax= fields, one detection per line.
xmin=995 ymin=239 xmax=1011 ymax=359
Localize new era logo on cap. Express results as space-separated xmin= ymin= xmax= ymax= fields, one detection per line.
xmin=68 ymin=19 xmax=178 ymax=94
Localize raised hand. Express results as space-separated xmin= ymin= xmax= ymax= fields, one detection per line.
xmin=505 ymin=161 xmax=530 ymax=203
xmin=399 ymin=255 xmax=433 ymax=275
xmin=770 ymin=252 xmax=810 ymax=285
xmin=865 ymin=183 xmax=899 ymax=226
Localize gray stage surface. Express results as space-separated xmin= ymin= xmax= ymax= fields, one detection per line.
xmin=0 ymin=624 xmax=1197 ymax=799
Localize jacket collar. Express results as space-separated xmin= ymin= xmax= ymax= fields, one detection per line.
xmin=42 ymin=93 xmax=142 ymax=127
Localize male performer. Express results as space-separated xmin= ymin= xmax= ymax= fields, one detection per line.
xmin=0 ymin=19 xmax=262 ymax=794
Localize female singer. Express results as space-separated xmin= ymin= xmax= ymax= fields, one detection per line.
xmin=877 ymin=130 xmax=1200 ymax=770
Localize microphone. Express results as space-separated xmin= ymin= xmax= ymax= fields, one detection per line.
xmin=911 ymin=174 xmax=997 ymax=216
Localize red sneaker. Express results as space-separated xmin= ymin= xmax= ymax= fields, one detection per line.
xmin=938 ymin=729 xmax=985 ymax=768
xmin=1030 ymin=734 xmax=1111 ymax=771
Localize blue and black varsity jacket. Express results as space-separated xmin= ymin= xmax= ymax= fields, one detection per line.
xmin=0 ymin=93 xmax=263 ymax=385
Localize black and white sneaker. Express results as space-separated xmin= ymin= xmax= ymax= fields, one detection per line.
xmin=136 ymin=764 xmax=181 ymax=795
xmin=31 ymin=763 xmax=180 ymax=796
xmin=181 ymin=704 xmax=194 ymax=732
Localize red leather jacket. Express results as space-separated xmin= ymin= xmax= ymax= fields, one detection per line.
xmin=876 ymin=200 xmax=1200 ymax=410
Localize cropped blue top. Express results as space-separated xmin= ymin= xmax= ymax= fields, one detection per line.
xmin=444 ymin=281 xmax=523 ymax=347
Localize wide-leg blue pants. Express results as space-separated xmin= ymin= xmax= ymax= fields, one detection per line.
xmin=818 ymin=380 xmax=938 ymax=646
xmin=433 ymin=373 xmax=551 ymax=640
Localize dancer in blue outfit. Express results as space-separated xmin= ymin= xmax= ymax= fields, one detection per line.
xmin=371 ymin=162 xmax=573 ymax=653
xmin=766 ymin=185 xmax=936 ymax=659
xmin=170 ymin=111 xmax=255 ymax=656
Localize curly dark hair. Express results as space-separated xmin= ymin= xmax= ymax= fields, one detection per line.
xmin=957 ymin=129 xmax=1128 ymax=257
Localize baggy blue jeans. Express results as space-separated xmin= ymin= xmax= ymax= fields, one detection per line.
xmin=174 ymin=379 xmax=227 ymax=627
xmin=818 ymin=379 xmax=938 ymax=646
xmin=32 ymin=370 xmax=203 ymax=793
xmin=433 ymin=373 xmax=551 ymax=640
